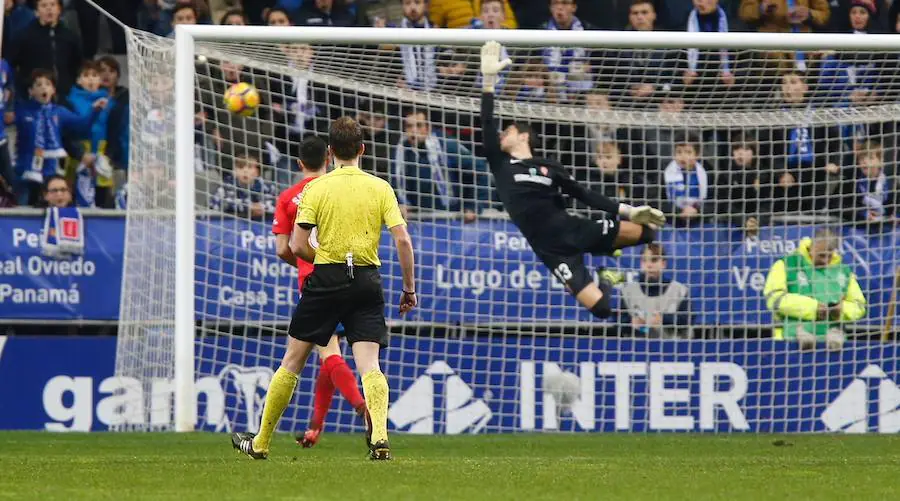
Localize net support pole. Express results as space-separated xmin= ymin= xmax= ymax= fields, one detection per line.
xmin=174 ymin=26 xmax=198 ymax=432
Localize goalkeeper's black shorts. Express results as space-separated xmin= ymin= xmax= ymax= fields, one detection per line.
xmin=530 ymin=215 xmax=620 ymax=296
xmin=288 ymin=264 xmax=388 ymax=348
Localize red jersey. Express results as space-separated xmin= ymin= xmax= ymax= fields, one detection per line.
xmin=272 ymin=176 xmax=318 ymax=292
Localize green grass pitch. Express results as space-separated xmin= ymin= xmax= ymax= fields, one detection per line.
xmin=1 ymin=432 xmax=899 ymax=501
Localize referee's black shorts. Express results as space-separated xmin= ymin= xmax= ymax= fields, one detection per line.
xmin=288 ymin=264 xmax=388 ymax=348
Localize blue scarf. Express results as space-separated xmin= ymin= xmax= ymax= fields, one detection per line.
xmin=686 ymin=6 xmax=730 ymax=73
xmin=516 ymin=85 xmax=546 ymax=103
xmin=28 ymin=103 xmax=67 ymax=183
xmin=41 ymin=206 xmax=84 ymax=259
xmin=74 ymin=162 xmax=95 ymax=208
xmin=787 ymin=126 xmax=814 ymax=166
xmin=400 ymin=17 xmax=437 ymax=91
xmin=393 ymin=133 xmax=452 ymax=209
xmin=664 ymin=160 xmax=709 ymax=209
xmin=857 ymin=172 xmax=889 ymax=220
xmin=543 ymin=17 xmax=590 ymax=96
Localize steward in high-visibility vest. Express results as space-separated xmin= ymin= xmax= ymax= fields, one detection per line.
xmin=763 ymin=229 xmax=866 ymax=348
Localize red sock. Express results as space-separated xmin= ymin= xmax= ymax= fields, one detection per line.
xmin=309 ymin=357 xmax=336 ymax=430
xmin=324 ymin=355 xmax=366 ymax=410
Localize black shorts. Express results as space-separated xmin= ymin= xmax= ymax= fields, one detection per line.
xmin=531 ymin=216 xmax=620 ymax=295
xmin=288 ymin=264 xmax=388 ymax=348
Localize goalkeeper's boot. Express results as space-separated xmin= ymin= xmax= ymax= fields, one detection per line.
xmin=369 ymin=439 xmax=392 ymax=461
xmin=597 ymin=267 xmax=625 ymax=287
xmin=231 ymin=432 xmax=268 ymax=460
xmin=296 ymin=427 xmax=322 ymax=448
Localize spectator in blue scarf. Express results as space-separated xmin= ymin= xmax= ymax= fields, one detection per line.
xmin=393 ymin=108 xmax=491 ymax=222
xmin=15 ymin=69 xmax=106 ymax=206
xmin=757 ymin=71 xmax=842 ymax=214
xmin=541 ymin=0 xmax=596 ymax=102
xmin=209 ymin=153 xmax=276 ymax=220
xmin=662 ymin=131 xmax=712 ymax=225
xmin=834 ymin=139 xmax=896 ymax=228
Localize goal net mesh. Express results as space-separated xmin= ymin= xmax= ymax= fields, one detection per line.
xmin=115 ymin=28 xmax=900 ymax=434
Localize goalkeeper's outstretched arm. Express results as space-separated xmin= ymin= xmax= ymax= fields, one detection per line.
xmin=480 ymin=41 xmax=511 ymax=169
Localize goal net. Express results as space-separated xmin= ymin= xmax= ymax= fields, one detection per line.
xmin=115 ymin=26 xmax=900 ymax=434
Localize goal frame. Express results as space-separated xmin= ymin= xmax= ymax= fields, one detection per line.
xmin=171 ymin=25 xmax=900 ymax=431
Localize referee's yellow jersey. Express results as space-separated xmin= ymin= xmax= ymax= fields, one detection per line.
xmin=295 ymin=165 xmax=406 ymax=266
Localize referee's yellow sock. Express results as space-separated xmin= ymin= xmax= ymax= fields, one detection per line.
xmin=252 ymin=367 xmax=298 ymax=453
xmin=361 ymin=369 xmax=389 ymax=444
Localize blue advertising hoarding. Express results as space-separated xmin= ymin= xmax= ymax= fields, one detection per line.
xmin=1 ymin=214 xmax=898 ymax=325
xmin=1 ymin=335 xmax=897 ymax=433
xmin=0 ymin=216 xmax=124 ymax=320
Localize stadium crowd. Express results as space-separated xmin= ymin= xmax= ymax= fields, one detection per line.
xmin=0 ymin=0 xmax=898 ymax=238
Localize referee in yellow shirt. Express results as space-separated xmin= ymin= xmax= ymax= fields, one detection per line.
xmin=232 ymin=117 xmax=416 ymax=461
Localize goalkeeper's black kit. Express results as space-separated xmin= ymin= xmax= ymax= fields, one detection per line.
xmin=481 ymin=92 xmax=621 ymax=294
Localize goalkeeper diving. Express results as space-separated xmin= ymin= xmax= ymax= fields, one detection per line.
xmin=479 ymin=41 xmax=666 ymax=318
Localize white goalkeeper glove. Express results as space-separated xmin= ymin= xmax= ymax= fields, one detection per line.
xmin=480 ymin=41 xmax=512 ymax=93
xmin=619 ymin=204 xmax=666 ymax=227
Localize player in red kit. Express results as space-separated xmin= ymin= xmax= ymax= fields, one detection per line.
xmin=271 ymin=136 xmax=369 ymax=448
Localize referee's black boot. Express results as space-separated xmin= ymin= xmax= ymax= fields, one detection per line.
xmin=357 ymin=404 xmax=374 ymax=450
xmin=232 ymin=432 xmax=268 ymax=460
xmin=369 ymin=439 xmax=392 ymax=461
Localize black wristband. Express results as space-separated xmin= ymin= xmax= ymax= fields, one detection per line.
xmin=403 ymin=290 xmax=416 ymax=295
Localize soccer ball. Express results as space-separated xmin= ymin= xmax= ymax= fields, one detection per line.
xmin=542 ymin=371 xmax=581 ymax=407
xmin=223 ymin=82 xmax=260 ymax=116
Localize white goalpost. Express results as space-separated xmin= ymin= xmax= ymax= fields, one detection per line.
xmin=115 ymin=25 xmax=900 ymax=434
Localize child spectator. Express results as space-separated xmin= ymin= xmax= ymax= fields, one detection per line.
xmin=581 ymin=141 xmax=646 ymax=209
xmin=758 ymin=71 xmax=842 ymax=213
xmin=663 ymin=131 xmax=711 ymax=223
xmin=618 ymin=243 xmax=695 ymax=339
xmin=470 ymin=0 xmax=517 ymax=29
xmin=514 ymin=58 xmax=552 ymax=103
xmin=9 ymin=0 xmax=82 ymax=98
xmin=835 ymin=139 xmax=895 ymax=227
xmin=542 ymin=0 xmax=595 ymax=102
xmin=716 ymin=132 xmax=770 ymax=234
xmin=15 ymin=69 xmax=105 ymax=206
xmin=209 ymin=153 xmax=276 ymax=220
xmin=66 ymin=61 xmax=114 ymax=208
xmin=98 ymin=56 xmax=130 ymax=177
